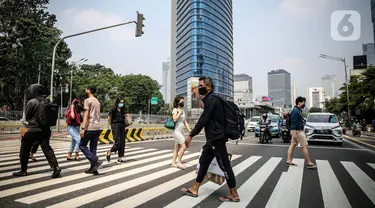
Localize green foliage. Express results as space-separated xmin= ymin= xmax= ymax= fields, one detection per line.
xmin=324 ymin=66 xmax=375 ymax=120
xmin=309 ymin=107 xmax=323 ymax=113
xmin=0 ymin=0 xmax=71 ymax=110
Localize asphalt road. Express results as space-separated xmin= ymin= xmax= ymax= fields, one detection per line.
xmin=0 ymin=132 xmax=374 ymax=208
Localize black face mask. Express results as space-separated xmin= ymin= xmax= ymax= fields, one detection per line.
xmin=198 ymin=87 xmax=208 ymax=95
xmin=179 ymin=102 xmax=184 ymax=107
xmin=301 ymin=104 xmax=306 ymax=109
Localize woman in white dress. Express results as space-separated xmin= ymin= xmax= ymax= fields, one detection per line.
xmin=172 ymin=96 xmax=191 ymax=169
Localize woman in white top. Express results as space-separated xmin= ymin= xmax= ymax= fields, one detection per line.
xmin=172 ymin=96 xmax=191 ymax=169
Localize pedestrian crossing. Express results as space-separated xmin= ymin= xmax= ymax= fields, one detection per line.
xmin=0 ymin=140 xmax=374 ymax=208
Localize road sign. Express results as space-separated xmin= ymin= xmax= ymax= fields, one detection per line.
xmin=151 ymin=97 xmax=158 ymax=105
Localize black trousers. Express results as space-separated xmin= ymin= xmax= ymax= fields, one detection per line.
xmin=79 ymin=130 xmax=101 ymax=167
xmin=20 ymin=130 xmax=58 ymax=172
xmin=196 ymin=138 xmax=236 ymax=189
xmin=110 ymin=123 xmax=126 ymax=157
xmin=31 ymin=140 xmax=40 ymax=154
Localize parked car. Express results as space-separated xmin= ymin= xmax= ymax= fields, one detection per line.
xmin=304 ymin=113 xmax=343 ymax=145
xmin=246 ymin=116 xmax=260 ymax=132
xmin=255 ymin=115 xmax=282 ymax=138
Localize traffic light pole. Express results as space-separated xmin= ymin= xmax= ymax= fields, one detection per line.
xmin=50 ymin=20 xmax=136 ymax=102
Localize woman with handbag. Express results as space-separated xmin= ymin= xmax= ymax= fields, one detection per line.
xmin=65 ymin=98 xmax=83 ymax=161
xmin=106 ymin=97 xmax=128 ymax=163
xmin=171 ymin=96 xmax=191 ymax=169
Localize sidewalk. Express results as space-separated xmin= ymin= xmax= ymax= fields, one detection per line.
xmin=0 ymin=132 xmax=69 ymax=141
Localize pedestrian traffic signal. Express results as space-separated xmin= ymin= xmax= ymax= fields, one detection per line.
xmin=135 ymin=12 xmax=145 ymax=37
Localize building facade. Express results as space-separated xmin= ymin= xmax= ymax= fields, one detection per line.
xmin=161 ymin=61 xmax=171 ymax=104
xmin=362 ymin=43 xmax=375 ymax=67
xmin=371 ymin=0 xmax=375 ymax=43
xmin=173 ymin=0 xmax=234 ymax=101
xmin=234 ymin=74 xmax=253 ymax=118
xmin=267 ymin=69 xmax=292 ymax=108
xmin=308 ymin=87 xmax=325 ymax=109
xmin=170 ymin=0 xmax=177 ymax=104
xmin=321 ymin=75 xmax=337 ymax=100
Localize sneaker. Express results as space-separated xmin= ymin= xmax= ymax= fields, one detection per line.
xmin=307 ymin=163 xmax=317 ymax=169
xmin=13 ymin=171 xmax=28 ymax=177
xmin=106 ymin=151 xmax=111 ymax=162
xmin=51 ymin=167 xmax=62 ymax=178
xmin=85 ymin=167 xmax=98 ymax=175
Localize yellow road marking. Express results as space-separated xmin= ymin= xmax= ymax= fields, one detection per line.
xmin=344 ymin=135 xmax=375 ymax=149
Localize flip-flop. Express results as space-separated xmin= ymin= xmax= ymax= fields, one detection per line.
xmin=181 ymin=188 xmax=198 ymax=197
xmin=285 ymin=162 xmax=297 ymax=166
xmin=220 ymin=196 xmax=240 ymax=202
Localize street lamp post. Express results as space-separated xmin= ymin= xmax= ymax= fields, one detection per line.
xmin=50 ymin=20 xmax=138 ymax=102
xmin=69 ymin=58 xmax=88 ymax=105
xmin=319 ymin=54 xmax=351 ymax=121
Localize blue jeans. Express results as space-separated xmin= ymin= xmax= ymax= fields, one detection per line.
xmin=79 ymin=130 xmax=101 ymax=166
xmin=68 ymin=126 xmax=81 ymax=153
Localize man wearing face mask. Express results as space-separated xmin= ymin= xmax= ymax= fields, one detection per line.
xmin=80 ymin=86 xmax=103 ymax=175
xmin=182 ymin=76 xmax=240 ymax=203
xmin=286 ymin=96 xmax=317 ymax=169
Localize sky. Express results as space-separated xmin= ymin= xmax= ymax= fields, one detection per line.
xmin=48 ymin=0 xmax=373 ymax=99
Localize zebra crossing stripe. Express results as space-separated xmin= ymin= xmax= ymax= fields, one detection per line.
xmin=341 ymin=161 xmax=375 ymax=205
xmin=15 ymin=152 xmax=201 ymax=204
xmin=105 ymin=155 xmax=242 ymax=208
xmin=368 ymin=163 xmax=375 ymax=170
xmin=316 ymin=160 xmax=351 ymax=208
xmin=0 ymin=148 xmax=156 ymax=172
xmin=0 ymin=148 xmax=153 ymax=187
xmin=165 ymin=156 xmax=262 ymax=208
xmin=265 ymin=159 xmax=304 ymax=208
xmin=219 ymin=157 xmax=282 ymax=208
xmin=0 ymin=144 xmax=125 ymax=161
xmin=0 ymin=147 xmax=142 ymax=167
xmin=0 ymin=150 xmax=174 ymax=198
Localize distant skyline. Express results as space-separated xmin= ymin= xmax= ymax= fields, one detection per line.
xmin=48 ymin=0 xmax=373 ymax=99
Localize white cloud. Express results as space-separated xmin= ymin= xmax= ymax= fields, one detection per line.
xmin=278 ymin=0 xmax=331 ymax=17
xmin=61 ymin=8 xmax=134 ymax=41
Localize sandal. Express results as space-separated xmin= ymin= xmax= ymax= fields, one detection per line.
xmin=177 ymin=163 xmax=186 ymax=170
xmin=285 ymin=162 xmax=297 ymax=166
xmin=220 ymin=196 xmax=240 ymax=202
xmin=181 ymin=188 xmax=198 ymax=197
xmin=29 ymin=156 xmax=37 ymax=162
xmin=66 ymin=157 xmax=74 ymax=161
xmin=74 ymin=157 xmax=80 ymax=161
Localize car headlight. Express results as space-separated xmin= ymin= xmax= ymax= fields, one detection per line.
xmin=332 ymin=127 xmax=342 ymax=136
xmin=304 ymin=127 xmax=313 ymax=134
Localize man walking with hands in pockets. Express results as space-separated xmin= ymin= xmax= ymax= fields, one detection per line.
xmin=182 ymin=76 xmax=240 ymax=203
xmin=286 ymin=96 xmax=317 ymax=169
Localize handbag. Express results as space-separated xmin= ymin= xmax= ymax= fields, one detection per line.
xmin=21 ymin=127 xmax=28 ymax=137
xmin=124 ymin=114 xmax=133 ymax=127
xmin=164 ymin=118 xmax=175 ymax=130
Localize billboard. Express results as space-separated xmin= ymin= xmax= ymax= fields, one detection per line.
xmin=187 ymin=77 xmax=203 ymax=110
xmin=262 ymin=96 xmax=273 ymax=102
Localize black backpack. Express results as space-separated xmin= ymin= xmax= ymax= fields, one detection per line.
xmin=37 ymin=98 xmax=59 ymax=127
xmin=212 ymin=95 xmax=245 ymax=142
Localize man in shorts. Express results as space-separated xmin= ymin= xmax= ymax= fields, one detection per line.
xmin=286 ymin=96 xmax=317 ymax=169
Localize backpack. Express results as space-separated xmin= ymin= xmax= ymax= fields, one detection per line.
xmin=36 ymin=98 xmax=59 ymax=127
xmin=212 ymin=95 xmax=245 ymax=142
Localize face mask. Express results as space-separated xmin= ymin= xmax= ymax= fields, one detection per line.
xmin=118 ymin=103 xmax=124 ymax=108
xmin=301 ymin=104 xmax=306 ymax=109
xmin=179 ymin=102 xmax=184 ymax=107
xmin=198 ymin=87 xmax=208 ymax=95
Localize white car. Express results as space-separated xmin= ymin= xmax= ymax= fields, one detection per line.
xmin=304 ymin=113 xmax=343 ymax=145
xmin=246 ymin=116 xmax=260 ymax=132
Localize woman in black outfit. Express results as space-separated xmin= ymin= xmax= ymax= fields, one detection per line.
xmin=106 ymin=97 xmax=127 ymax=162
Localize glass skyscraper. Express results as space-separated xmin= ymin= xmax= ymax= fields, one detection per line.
xmin=174 ymin=0 xmax=234 ymax=100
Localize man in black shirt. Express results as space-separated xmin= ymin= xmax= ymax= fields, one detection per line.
xmin=182 ymin=76 xmax=239 ymax=202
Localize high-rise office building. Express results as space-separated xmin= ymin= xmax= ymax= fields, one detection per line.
xmin=268 ymin=69 xmax=292 ymax=108
xmin=362 ymin=43 xmax=375 ymax=67
xmin=291 ymin=80 xmax=297 ymax=106
xmin=321 ymin=75 xmax=337 ymax=100
xmin=173 ymin=0 xmax=234 ymax=101
xmin=308 ymin=87 xmax=325 ymax=109
xmin=170 ymin=0 xmax=177 ymax=103
xmin=162 ymin=61 xmax=171 ymax=104
xmin=371 ymin=0 xmax=375 ymax=43
xmin=234 ymin=74 xmax=253 ymax=106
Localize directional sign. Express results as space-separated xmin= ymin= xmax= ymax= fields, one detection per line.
xmin=151 ymin=97 xmax=158 ymax=105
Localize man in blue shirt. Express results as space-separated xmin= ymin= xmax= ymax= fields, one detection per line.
xmin=286 ymin=97 xmax=317 ymax=169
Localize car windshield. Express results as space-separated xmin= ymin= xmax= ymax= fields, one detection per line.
xmin=251 ymin=117 xmax=259 ymax=122
xmin=307 ymin=115 xmax=338 ymax=123
xmin=270 ymin=116 xmax=280 ymax=122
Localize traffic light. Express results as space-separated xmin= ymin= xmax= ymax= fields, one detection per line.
xmin=135 ymin=12 xmax=145 ymax=37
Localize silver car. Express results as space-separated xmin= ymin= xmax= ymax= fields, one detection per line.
xmin=246 ymin=116 xmax=260 ymax=132
xmin=304 ymin=113 xmax=343 ymax=145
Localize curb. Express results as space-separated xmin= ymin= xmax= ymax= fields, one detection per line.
xmin=343 ymin=135 xmax=375 ymax=151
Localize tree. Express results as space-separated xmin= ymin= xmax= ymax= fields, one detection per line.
xmin=120 ymin=74 xmax=164 ymax=114
xmin=0 ymin=0 xmax=72 ymax=110
xmin=309 ymin=107 xmax=323 ymax=113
